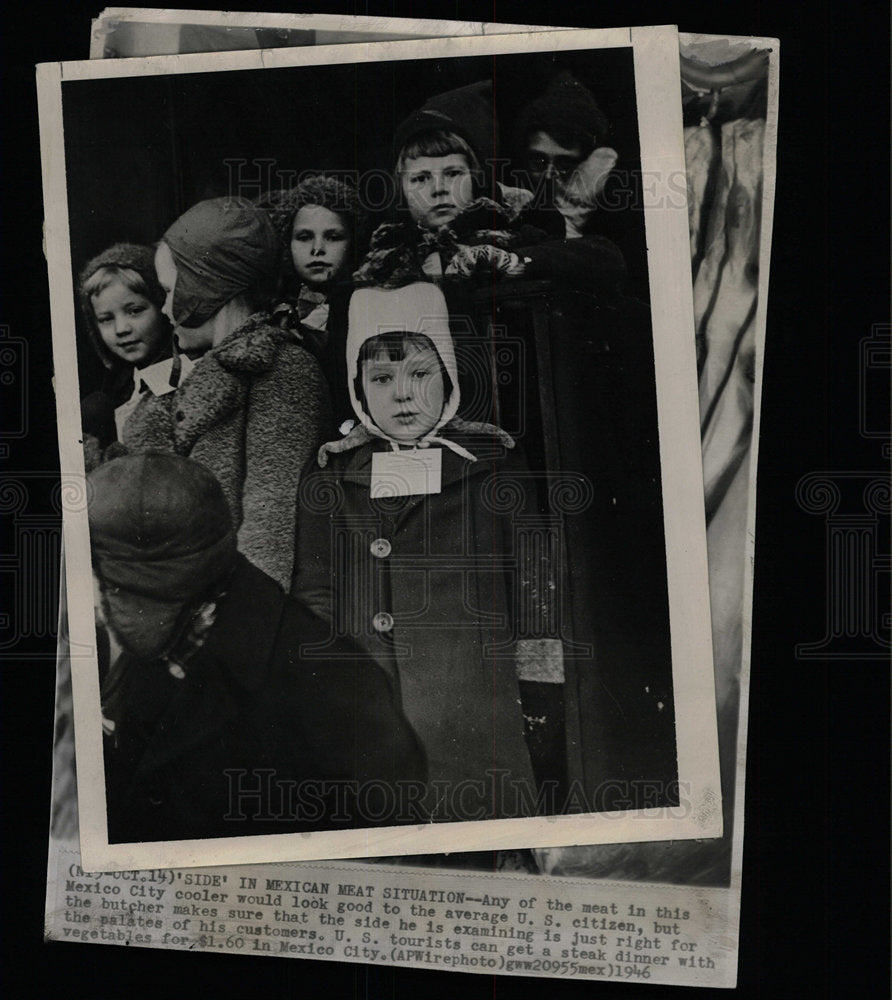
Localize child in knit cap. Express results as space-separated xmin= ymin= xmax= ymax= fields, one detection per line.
xmin=77 ymin=243 xmax=182 ymax=464
xmin=258 ymin=174 xmax=372 ymax=425
xmin=293 ymin=281 xmax=567 ymax=824
xmin=355 ymin=78 xmax=627 ymax=300
xmin=354 ymin=80 xmax=567 ymax=288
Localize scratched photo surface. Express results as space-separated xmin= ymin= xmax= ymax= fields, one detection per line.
xmin=74 ymin=13 xmax=777 ymax=894
xmin=39 ymin=26 xmax=719 ymax=872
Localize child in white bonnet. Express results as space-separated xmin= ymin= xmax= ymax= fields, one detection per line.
xmin=294 ymin=281 xmax=567 ymax=823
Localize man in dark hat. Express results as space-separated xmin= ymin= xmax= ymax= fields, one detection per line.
xmin=514 ymin=70 xmax=650 ymax=300
xmin=90 ymin=451 xmax=425 ymax=844
xmin=515 ymin=70 xmax=619 ymax=236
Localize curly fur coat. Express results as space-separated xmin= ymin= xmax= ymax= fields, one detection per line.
xmin=353 ymin=189 xmax=627 ymax=297
xmin=121 ymin=313 xmax=331 ymax=589
xmin=353 ymin=191 xmax=561 ymax=289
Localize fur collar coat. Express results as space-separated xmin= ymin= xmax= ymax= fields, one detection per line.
xmin=122 ymin=313 xmax=331 ymax=589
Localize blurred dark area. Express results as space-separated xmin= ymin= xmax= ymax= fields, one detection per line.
xmin=1 ymin=3 xmax=888 ymax=999
xmin=62 ymin=45 xmax=642 ymax=397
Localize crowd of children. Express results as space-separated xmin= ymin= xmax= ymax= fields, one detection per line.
xmin=79 ymin=73 xmax=666 ymax=841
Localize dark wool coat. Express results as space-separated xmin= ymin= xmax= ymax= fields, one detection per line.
xmin=505 ymin=286 xmax=678 ymax=810
xmin=271 ymin=281 xmax=355 ymax=430
xmin=292 ymin=432 xmax=560 ymax=823
xmin=339 ymin=278 xmax=674 ymax=812
xmin=102 ymin=555 xmax=426 ymax=844
xmin=121 ymin=314 xmax=331 ymax=590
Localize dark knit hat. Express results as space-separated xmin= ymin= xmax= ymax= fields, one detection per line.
xmin=392 ymin=80 xmax=499 ymax=198
xmin=89 ymin=453 xmax=237 ymax=659
xmin=256 ymin=175 xmax=370 ymax=289
xmin=162 ymin=197 xmax=280 ymax=329
xmin=258 ymin=175 xmax=367 ymax=247
xmin=515 ymin=71 xmax=611 ymax=156
xmin=78 ymin=243 xmax=169 ymax=369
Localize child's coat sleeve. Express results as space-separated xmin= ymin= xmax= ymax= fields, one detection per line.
xmin=491 ymin=443 xmax=566 ymax=683
xmin=240 ymin=343 xmax=331 ymax=590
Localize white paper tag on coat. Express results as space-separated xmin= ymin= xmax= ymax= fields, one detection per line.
xmin=371 ymin=448 xmax=442 ymax=498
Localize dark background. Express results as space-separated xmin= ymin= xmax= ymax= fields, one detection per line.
xmin=2 ymin=4 xmax=888 ymax=1000
xmin=62 ymin=44 xmax=643 ymax=393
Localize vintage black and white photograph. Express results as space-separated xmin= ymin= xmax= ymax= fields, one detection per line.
xmin=0 ymin=0 xmax=884 ymax=996
xmin=38 ymin=25 xmax=721 ymax=872
xmin=69 ymin=8 xmax=778 ymax=893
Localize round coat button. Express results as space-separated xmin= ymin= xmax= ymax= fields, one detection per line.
xmin=370 ymin=538 xmax=392 ymax=559
xmin=372 ymin=611 xmax=394 ymax=633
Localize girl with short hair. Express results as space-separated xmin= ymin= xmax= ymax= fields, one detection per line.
xmin=78 ymin=243 xmax=176 ymax=460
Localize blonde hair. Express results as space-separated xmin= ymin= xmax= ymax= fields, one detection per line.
xmin=82 ymin=264 xmax=159 ymax=308
xmin=396 ymin=129 xmax=482 ymax=182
